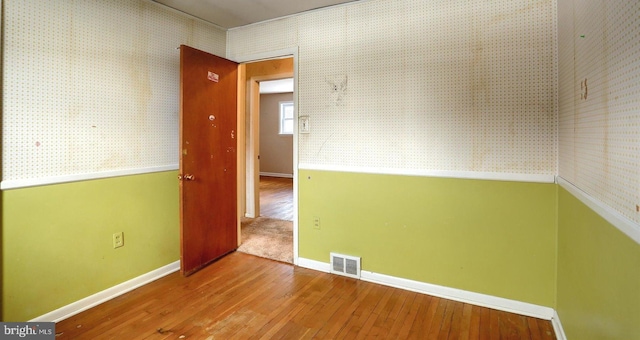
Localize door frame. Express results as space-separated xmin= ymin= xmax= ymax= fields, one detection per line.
xmin=232 ymin=47 xmax=300 ymax=265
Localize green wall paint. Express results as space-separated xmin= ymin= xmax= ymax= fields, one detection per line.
xmin=6 ymin=168 xmax=636 ymax=337
xmin=299 ymin=170 xmax=557 ymax=307
xmin=557 ymin=187 xmax=640 ymax=339
xmin=2 ymin=171 xmax=179 ymax=321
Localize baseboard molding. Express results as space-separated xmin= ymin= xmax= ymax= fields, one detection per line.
xmin=361 ymin=270 xmax=554 ymax=320
xmin=30 ymin=257 xmax=563 ymax=336
xmin=551 ymin=310 xmax=568 ymax=340
xmin=298 ymin=257 xmax=554 ymax=321
xmin=260 ymin=172 xmax=293 ymax=179
xmin=30 ymin=261 xmax=180 ymax=323
xmin=297 ymin=257 xmax=331 ymax=273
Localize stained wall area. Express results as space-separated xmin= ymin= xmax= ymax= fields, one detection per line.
xmin=1 ymin=0 xmax=227 ymax=321
xmin=229 ymin=0 xmax=558 ymax=178
xmin=2 ymin=0 xmax=226 ymax=187
xmin=556 ymin=1 xmax=640 ymax=338
xmin=558 ymin=1 xmax=639 ymax=226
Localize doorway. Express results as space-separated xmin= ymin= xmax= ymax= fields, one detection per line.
xmin=237 ymin=176 xmax=293 ymax=263
xmin=235 ymin=56 xmax=297 ymax=264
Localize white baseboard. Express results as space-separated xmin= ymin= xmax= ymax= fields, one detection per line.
xmin=552 ymin=310 xmax=568 ymax=340
xmin=297 ymin=257 xmax=331 ymax=273
xmin=260 ymin=172 xmax=293 ymax=179
xmin=30 ymin=261 xmax=180 ymax=323
xmin=360 ymin=270 xmax=554 ymax=320
xmin=29 ymin=256 xmax=564 ymax=338
xmin=298 ymin=257 xmax=554 ymax=321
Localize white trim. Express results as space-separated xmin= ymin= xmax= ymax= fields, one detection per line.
xmin=297 ymin=257 xmax=553 ymax=320
xmin=246 ymin=79 xmax=260 ymax=218
xmin=259 ymin=172 xmax=293 ymax=178
xmin=360 ymin=271 xmax=554 ymax=320
xmin=227 ymin=48 xmax=297 ymax=64
xmin=298 ymin=163 xmax=555 ymax=184
xmin=1 ymin=165 xmax=179 ymax=190
xmin=297 ymin=257 xmax=331 ymax=273
xmin=558 ymin=176 xmax=640 ymax=245
xmin=30 ymin=261 xmax=180 ymax=323
xmin=552 ymin=310 xmax=568 ymax=340
xmin=291 ymin=49 xmax=300 ymax=266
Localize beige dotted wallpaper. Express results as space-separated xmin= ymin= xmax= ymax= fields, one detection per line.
xmin=558 ymin=1 xmax=640 ymax=224
xmin=228 ymin=0 xmax=558 ymax=177
xmin=2 ymin=0 xmax=226 ymax=184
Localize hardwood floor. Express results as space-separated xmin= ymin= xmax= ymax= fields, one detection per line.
xmin=55 ymin=253 xmax=556 ymax=339
xmin=259 ymin=176 xmax=293 ymax=221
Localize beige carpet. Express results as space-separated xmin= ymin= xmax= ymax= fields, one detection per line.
xmin=237 ymin=217 xmax=293 ymax=264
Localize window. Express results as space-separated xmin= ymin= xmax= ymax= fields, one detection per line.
xmin=279 ymin=101 xmax=294 ymax=135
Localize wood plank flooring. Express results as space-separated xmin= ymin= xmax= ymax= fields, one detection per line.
xmin=259 ymin=176 xmax=293 ymax=221
xmin=55 ymin=252 xmax=556 ymax=339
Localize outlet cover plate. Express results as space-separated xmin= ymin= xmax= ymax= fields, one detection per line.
xmin=113 ymin=232 xmax=124 ymax=249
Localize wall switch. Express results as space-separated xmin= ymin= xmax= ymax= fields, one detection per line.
xmin=113 ymin=232 xmax=124 ymax=249
xmin=313 ymin=216 xmax=320 ymax=230
xmin=300 ymin=116 xmax=310 ymax=134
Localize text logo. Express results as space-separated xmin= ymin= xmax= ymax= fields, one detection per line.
xmin=0 ymin=323 xmax=55 ymax=339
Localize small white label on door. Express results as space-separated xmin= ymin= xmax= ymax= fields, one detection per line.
xmin=207 ymin=71 xmax=219 ymax=82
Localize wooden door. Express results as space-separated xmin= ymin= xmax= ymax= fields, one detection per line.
xmin=179 ymin=45 xmax=238 ymax=276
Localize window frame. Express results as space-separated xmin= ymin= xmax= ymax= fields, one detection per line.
xmin=279 ymin=101 xmax=294 ymax=135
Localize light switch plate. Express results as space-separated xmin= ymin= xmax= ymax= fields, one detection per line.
xmin=299 ymin=116 xmax=310 ymax=134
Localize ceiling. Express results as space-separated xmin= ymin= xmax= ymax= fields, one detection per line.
xmin=153 ymin=0 xmax=360 ymax=29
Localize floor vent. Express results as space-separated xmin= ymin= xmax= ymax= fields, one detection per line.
xmin=330 ymin=253 xmax=361 ymax=279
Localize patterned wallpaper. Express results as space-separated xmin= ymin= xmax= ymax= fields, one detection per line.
xmin=229 ymin=0 xmax=558 ymax=178
xmin=558 ymin=0 xmax=640 ymax=224
xmin=2 ymin=0 xmax=226 ymax=184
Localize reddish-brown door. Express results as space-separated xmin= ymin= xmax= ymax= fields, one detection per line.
xmin=179 ymin=45 xmax=238 ymax=276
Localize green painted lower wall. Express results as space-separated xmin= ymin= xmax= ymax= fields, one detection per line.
xmin=10 ymin=168 xmax=636 ymax=337
xmin=298 ymin=170 xmax=557 ymax=307
xmin=557 ymin=187 xmax=640 ymax=339
xmin=2 ymin=171 xmax=180 ymax=321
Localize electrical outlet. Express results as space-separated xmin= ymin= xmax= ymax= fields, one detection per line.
xmin=113 ymin=232 xmax=124 ymax=249
xmin=313 ymin=216 xmax=320 ymax=230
